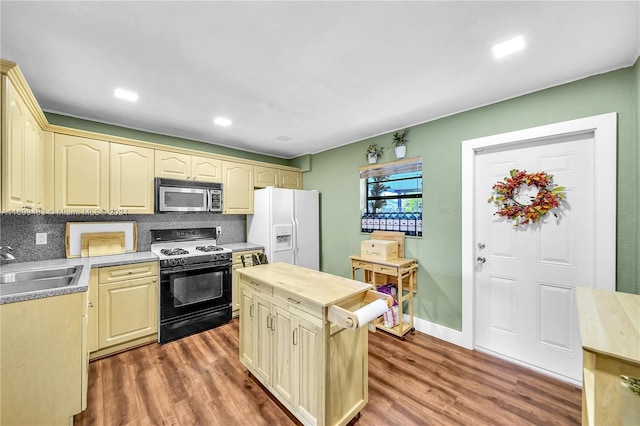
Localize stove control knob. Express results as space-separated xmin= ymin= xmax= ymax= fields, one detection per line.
xmin=180 ymin=258 xmax=187 ymax=266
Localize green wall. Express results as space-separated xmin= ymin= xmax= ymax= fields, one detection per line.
xmin=300 ymin=61 xmax=640 ymax=331
xmin=45 ymin=112 xmax=289 ymax=166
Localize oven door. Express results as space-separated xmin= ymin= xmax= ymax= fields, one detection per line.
xmin=160 ymin=264 xmax=231 ymax=321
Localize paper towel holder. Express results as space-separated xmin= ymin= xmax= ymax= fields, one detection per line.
xmin=328 ymin=290 xmax=393 ymax=330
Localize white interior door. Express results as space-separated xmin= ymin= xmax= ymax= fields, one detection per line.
xmin=461 ymin=113 xmax=617 ymax=385
xmin=474 ymin=134 xmax=595 ymax=383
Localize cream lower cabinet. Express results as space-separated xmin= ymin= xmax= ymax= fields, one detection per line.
xmin=90 ymin=262 xmax=159 ymax=359
xmin=222 ymin=160 xmax=253 ymax=214
xmin=0 ymin=292 xmax=85 ymax=425
xmin=240 ymin=282 xmax=322 ymax=425
xmin=231 ymin=250 xmax=262 ymax=317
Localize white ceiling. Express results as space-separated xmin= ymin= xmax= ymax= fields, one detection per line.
xmin=2 ymin=1 xmax=639 ymax=159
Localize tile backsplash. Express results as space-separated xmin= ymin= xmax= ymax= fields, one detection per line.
xmin=0 ymin=213 xmax=246 ymax=264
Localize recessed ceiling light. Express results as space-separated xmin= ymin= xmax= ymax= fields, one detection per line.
xmin=114 ymin=88 xmax=138 ymax=102
xmin=492 ymin=35 xmax=525 ymax=59
xmin=214 ymin=116 xmax=232 ymax=127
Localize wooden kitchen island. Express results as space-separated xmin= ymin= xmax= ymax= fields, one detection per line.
xmin=237 ymin=262 xmax=379 ymax=426
xmin=576 ymin=287 xmax=640 ymax=426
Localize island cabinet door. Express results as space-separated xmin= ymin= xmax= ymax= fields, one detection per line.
xmin=239 ymin=286 xmax=255 ymax=368
xmin=272 ymin=303 xmax=295 ymax=406
xmin=253 ymin=292 xmax=273 ymax=383
xmin=294 ymin=315 xmax=322 ymax=426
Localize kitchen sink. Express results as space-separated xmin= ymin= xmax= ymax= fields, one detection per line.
xmin=0 ymin=266 xmax=81 ymax=296
xmin=0 ymin=267 xmax=78 ymax=284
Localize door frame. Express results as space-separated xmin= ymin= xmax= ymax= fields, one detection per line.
xmin=460 ymin=113 xmax=617 ymax=350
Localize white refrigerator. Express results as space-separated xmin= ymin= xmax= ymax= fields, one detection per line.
xmin=247 ymin=187 xmax=319 ymax=270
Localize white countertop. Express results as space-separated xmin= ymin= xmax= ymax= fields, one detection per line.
xmin=0 ymin=251 xmax=158 ymax=304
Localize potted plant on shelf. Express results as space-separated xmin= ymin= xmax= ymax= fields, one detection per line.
xmin=366 ymin=143 xmax=385 ymax=164
xmin=392 ymin=128 xmax=409 ymax=159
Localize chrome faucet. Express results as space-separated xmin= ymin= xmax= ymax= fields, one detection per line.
xmin=0 ymin=246 xmax=15 ymax=261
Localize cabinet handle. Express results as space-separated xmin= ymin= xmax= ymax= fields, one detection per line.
xmin=293 ymin=329 xmax=297 ymax=346
xmin=266 ymin=313 xmax=271 ymax=330
xmin=88 ymin=301 xmax=94 ymax=308
xmin=271 ymin=316 xmax=276 ymax=332
xmin=249 ymin=304 xmax=254 ymax=318
xmin=287 ymin=297 xmax=300 ymax=304
xmin=128 ymin=270 xmax=133 ymax=274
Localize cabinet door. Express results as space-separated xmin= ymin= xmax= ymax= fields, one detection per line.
xmin=155 ymin=150 xmax=191 ymax=180
xmin=239 ymin=286 xmax=255 ymax=368
xmin=110 ymin=143 xmax=154 ymax=213
xmin=253 ymin=292 xmax=273 ymax=383
xmin=2 ymin=77 xmax=27 ymax=210
xmin=272 ymin=303 xmax=295 ymax=406
xmin=222 ymin=161 xmax=253 ymax=214
xmin=54 ymin=134 xmax=109 ymax=212
xmin=23 ymin=117 xmax=42 ymax=208
xmin=98 ymin=275 xmax=158 ymax=349
xmin=294 ymin=315 xmax=322 ymax=425
xmin=280 ymin=170 xmax=302 ymax=189
xmin=87 ymin=269 xmax=99 ymax=353
xmin=254 ymin=165 xmax=279 ymax=188
xmin=192 ymin=155 xmax=222 ymax=182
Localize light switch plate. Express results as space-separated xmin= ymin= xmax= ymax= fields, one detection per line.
xmin=36 ymin=232 xmax=47 ymax=245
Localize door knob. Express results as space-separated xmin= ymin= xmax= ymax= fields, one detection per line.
xmin=476 ymin=257 xmax=486 ymax=264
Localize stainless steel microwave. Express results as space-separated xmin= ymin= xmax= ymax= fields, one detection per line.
xmin=155 ymin=178 xmax=223 ymax=213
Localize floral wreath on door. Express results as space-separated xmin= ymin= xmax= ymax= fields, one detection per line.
xmin=488 ymin=169 xmax=566 ymax=226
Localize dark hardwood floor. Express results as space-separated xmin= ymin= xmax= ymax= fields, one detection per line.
xmin=74 ymin=320 xmax=582 ymax=425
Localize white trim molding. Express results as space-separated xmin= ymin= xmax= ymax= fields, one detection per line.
xmin=403 ymin=314 xmax=463 ymax=347
xmin=460 ymin=113 xmax=617 ymax=350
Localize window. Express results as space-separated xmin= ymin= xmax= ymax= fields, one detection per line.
xmin=359 ymin=157 xmax=422 ymax=236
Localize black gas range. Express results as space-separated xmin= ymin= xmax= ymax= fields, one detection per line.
xmin=151 ymin=228 xmax=232 ymax=343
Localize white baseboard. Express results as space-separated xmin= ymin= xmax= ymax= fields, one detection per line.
xmin=403 ymin=314 xmax=463 ymax=347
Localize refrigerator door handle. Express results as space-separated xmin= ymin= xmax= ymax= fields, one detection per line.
xmin=292 ymin=212 xmax=299 ymax=265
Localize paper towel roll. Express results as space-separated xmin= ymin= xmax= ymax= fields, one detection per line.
xmin=354 ymin=299 xmax=389 ymax=328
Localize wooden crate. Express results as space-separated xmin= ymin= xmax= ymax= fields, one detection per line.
xmin=360 ymin=239 xmax=398 ymax=261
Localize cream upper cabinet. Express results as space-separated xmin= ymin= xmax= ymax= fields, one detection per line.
xmin=254 ymin=165 xmax=303 ymax=189
xmin=54 ymin=134 xmax=109 ymax=212
xmin=222 ymin=160 xmax=253 ymax=214
xmin=192 ymin=155 xmax=222 ymax=182
xmin=254 ymin=165 xmax=279 ymax=188
xmin=110 ymin=143 xmax=155 ymax=214
xmin=155 ymin=150 xmax=191 ymax=180
xmin=1 ymin=75 xmax=44 ymax=211
xmin=155 ymin=150 xmax=222 ymax=182
xmin=279 ymin=169 xmax=302 ymax=189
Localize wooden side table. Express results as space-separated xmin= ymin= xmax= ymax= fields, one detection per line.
xmin=349 ymin=255 xmax=417 ymax=339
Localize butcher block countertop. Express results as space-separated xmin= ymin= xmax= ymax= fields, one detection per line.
xmin=237 ymin=262 xmax=372 ymax=307
xmin=576 ymin=287 xmax=640 ymax=364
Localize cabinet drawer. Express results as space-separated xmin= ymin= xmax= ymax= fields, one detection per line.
xmin=98 ymin=261 xmax=158 ymax=284
xmin=373 ymin=264 xmax=398 ymax=276
xmin=233 ymin=250 xmax=262 ymax=265
xmin=352 ymin=260 xmax=373 ymax=270
xmin=273 ymin=288 xmax=322 ymax=320
xmin=241 ymin=276 xmax=273 ymax=297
